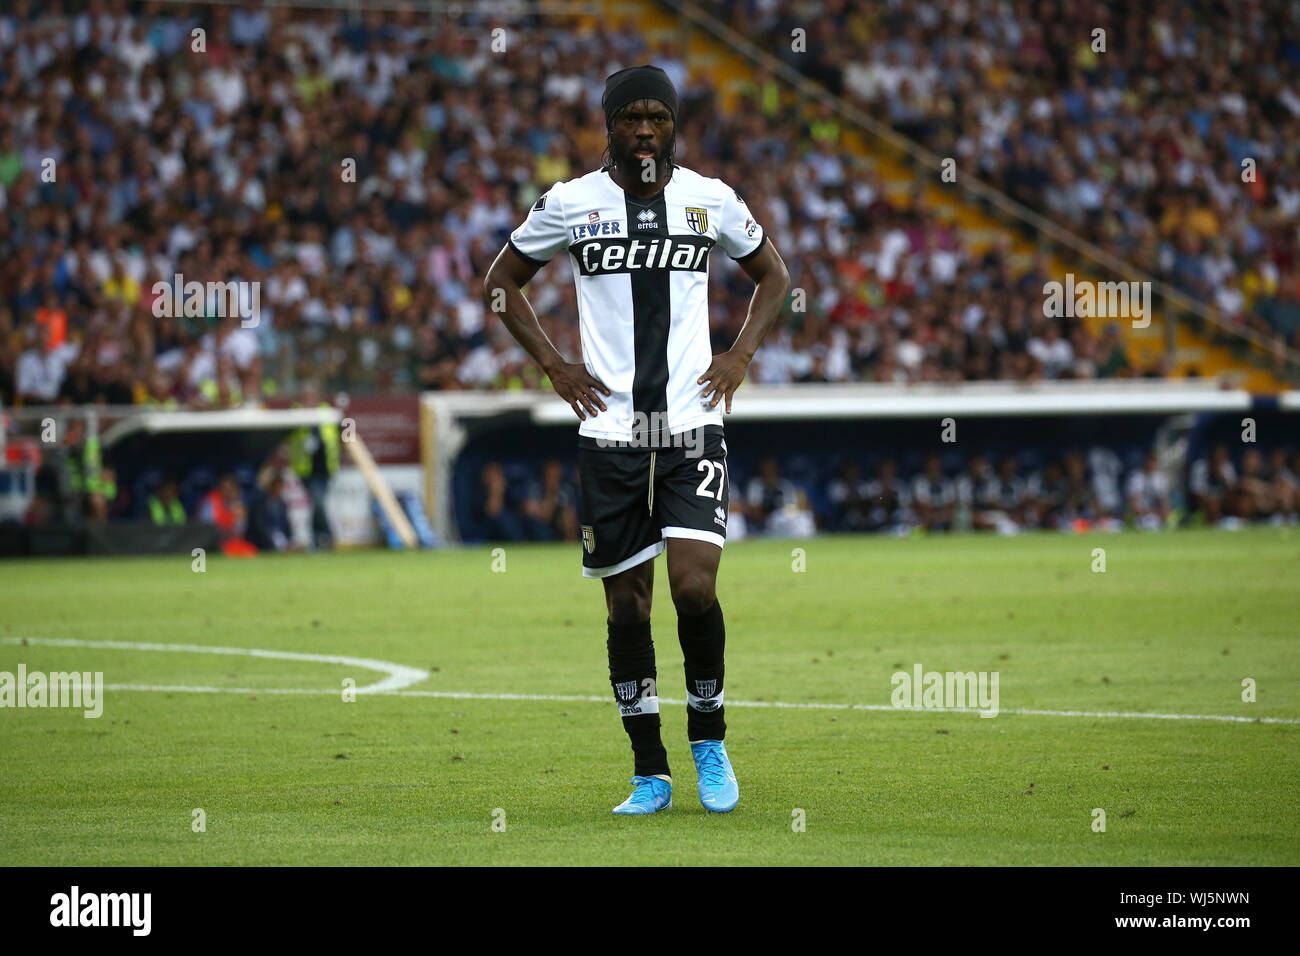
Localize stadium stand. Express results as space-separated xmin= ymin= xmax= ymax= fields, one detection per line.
xmin=1 ymin=0 xmax=1297 ymax=544
xmin=6 ymin=0 xmax=1291 ymax=415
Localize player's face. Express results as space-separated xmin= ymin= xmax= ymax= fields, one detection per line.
xmin=609 ymin=98 xmax=674 ymax=171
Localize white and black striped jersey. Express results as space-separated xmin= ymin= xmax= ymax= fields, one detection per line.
xmin=957 ymin=471 xmax=1001 ymax=510
xmin=912 ymin=474 xmax=957 ymax=508
xmin=508 ymin=164 xmax=766 ymax=445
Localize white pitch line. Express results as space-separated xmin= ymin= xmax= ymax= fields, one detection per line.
xmin=5 ymin=637 xmax=1296 ymax=725
xmin=103 ymin=684 xmax=338 ymax=696
xmin=2 ymin=637 xmax=428 ymax=695
xmin=392 ymin=691 xmax=1300 ymax=725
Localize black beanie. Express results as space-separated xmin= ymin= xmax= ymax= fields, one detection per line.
xmin=602 ymin=65 xmax=678 ymax=130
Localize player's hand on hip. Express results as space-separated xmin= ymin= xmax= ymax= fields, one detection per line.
xmin=698 ymin=349 xmax=750 ymax=414
xmin=550 ymin=361 xmax=610 ymax=420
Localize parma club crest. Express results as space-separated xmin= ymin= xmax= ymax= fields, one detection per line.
xmin=692 ymin=679 xmax=722 ymax=711
xmin=684 ymin=206 xmax=709 ymax=235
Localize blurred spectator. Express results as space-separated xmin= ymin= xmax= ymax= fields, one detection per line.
xmin=1088 ymin=446 xmax=1125 ymax=521
xmin=1265 ymin=450 xmax=1300 ymax=523
xmin=34 ymin=293 xmax=68 ymax=350
xmin=248 ymin=473 xmax=294 ymax=552
xmin=744 ymin=457 xmax=815 ymax=536
xmin=1232 ymin=448 xmax=1283 ymax=523
xmin=147 ymin=478 xmax=187 ymax=526
xmin=85 ymin=463 xmax=125 ymax=521
xmin=1095 ymin=324 xmax=1132 ymax=378
xmin=992 ymin=455 xmax=1028 ymax=530
xmin=1061 ymin=451 xmax=1099 ymax=526
xmin=521 ymin=458 xmax=578 ymax=542
xmin=1026 ymin=461 xmax=1069 ymax=530
xmin=1126 ymin=454 xmax=1172 ymax=530
xmin=911 ymin=455 xmax=956 ymax=531
xmin=826 ymin=460 xmax=872 ymax=532
xmin=957 ymin=454 xmax=1018 ymax=534
xmin=1189 ymin=445 xmax=1236 ymax=524
xmin=471 ymin=461 xmax=528 ymax=542
xmin=287 ymin=383 xmax=338 ymax=549
xmin=1027 ymin=322 xmax=1074 ymax=380
xmin=15 ymin=326 xmax=74 ymax=404
xmin=200 ymin=473 xmax=256 ymax=556
xmin=865 ymin=457 xmax=914 ymax=533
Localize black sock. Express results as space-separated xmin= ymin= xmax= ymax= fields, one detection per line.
xmin=607 ymin=618 xmax=669 ymax=778
xmin=678 ymin=598 xmax=726 ymax=741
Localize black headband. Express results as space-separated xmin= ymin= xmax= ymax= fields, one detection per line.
xmin=602 ymin=65 xmax=678 ymax=129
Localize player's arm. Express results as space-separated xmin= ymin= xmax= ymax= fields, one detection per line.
xmin=699 ymin=236 xmax=790 ymax=413
xmin=731 ymin=237 xmax=790 ymax=365
xmin=482 ymin=243 xmax=610 ymax=420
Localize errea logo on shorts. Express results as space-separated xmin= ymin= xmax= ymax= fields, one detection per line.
xmin=50 ymin=886 xmax=151 ymax=936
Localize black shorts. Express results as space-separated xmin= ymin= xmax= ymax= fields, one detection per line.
xmin=577 ymin=425 xmax=729 ymax=578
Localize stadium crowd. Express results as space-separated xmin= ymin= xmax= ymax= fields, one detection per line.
xmin=709 ymin=0 xmax=1300 ymax=355
xmin=1 ymin=0 xmax=1194 ymax=416
xmin=3 ymin=2 xmax=1295 ymax=545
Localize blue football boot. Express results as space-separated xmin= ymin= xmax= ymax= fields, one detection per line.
xmin=690 ymin=740 xmax=739 ymax=813
xmin=612 ymin=775 xmax=673 ymax=815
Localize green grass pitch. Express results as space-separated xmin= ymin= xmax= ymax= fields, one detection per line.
xmin=1 ymin=528 xmax=1297 ymax=865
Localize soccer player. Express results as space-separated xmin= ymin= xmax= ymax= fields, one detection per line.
xmin=483 ymin=65 xmax=789 ymax=815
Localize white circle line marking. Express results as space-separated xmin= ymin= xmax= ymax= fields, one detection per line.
xmin=3 ymin=637 xmax=428 ymax=695
xmin=5 ymin=637 xmax=1294 ymax=725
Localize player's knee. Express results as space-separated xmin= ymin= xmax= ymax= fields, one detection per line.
xmin=670 ymin=571 xmax=715 ymax=616
xmin=604 ymin=562 xmax=653 ymax=623
xmin=606 ymin=586 xmax=651 ymax=624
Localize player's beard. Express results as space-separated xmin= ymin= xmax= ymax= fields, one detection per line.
xmin=611 ymin=137 xmax=671 ymax=182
